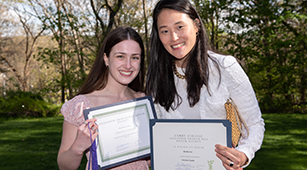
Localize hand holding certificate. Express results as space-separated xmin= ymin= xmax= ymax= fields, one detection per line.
xmin=84 ymin=96 xmax=156 ymax=169
xmin=150 ymin=119 xmax=232 ymax=170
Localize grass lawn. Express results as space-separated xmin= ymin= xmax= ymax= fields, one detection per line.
xmin=0 ymin=114 xmax=306 ymax=170
xmin=0 ymin=116 xmax=87 ymax=170
xmin=245 ymin=114 xmax=307 ymax=170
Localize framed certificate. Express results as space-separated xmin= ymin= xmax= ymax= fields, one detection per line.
xmin=84 ymin=96 xmax=157 ymax=169
xmin=150 ymin=119 xmax=232 ymax=170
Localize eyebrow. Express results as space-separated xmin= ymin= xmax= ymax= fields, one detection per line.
xmin=158 ymin=21 xmax=184 ymax=30
xmin=114 ymin=52 xmax=141 ymax=56
xmin=158 ymin=25 xmax=167 ymax=30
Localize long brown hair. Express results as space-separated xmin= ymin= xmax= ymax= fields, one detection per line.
xmin=78 ymin=27 xmax=145 ymax=95
xmin=145 ymin=0 xmax=220 ymax=111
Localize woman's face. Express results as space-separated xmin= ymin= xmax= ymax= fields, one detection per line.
xmin=104 ymin=40 xmax=141 ymax=86
xmin=157 ymin=9 xmax=199 ymax=66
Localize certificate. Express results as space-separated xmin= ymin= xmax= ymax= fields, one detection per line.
xmin=150 ymin=119 xmax=232 ymax=170
xmin=84 ymin=96 xmax=157 ymax=169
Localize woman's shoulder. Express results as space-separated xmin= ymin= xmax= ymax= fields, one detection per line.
xmin=61 ymin=95 xmax=91 ymax=126
xmin=61 ymin=95 xmax=91 ymax=115
xmin=208 ymin=50 xmax=237 ymax=67
xmin=208 ymin=50 xmax=249 ymax=86
xmin=62 ymin=95 xmax=89 ymax=108
xmin=131 ymin=90 xmax=145 ymax=99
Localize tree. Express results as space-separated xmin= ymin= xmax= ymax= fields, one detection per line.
xmin=222 ymin=0 xmax=307 ymax=112
xmin=193 ymin=0 xmax=231 ymax=51
xmin=116 ymin=0 xmax=154 ymax=59
xmin=27 ymin=0 xmax=124 ymax=102
xmin=1 ymin=0 xmax=45 ymax=92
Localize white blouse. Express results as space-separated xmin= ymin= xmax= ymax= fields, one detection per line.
xmin=174 ymin=66 xmax=201 ymax=119
xmin=154 ymin=51 xmax=265 ymax=168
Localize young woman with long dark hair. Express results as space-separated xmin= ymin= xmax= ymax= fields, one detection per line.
xmin=146 ymin=1 xmax=265 ymax=169
xmin=58 ymin=27 xmax=149 ymax=170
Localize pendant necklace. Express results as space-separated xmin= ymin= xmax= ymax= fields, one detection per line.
xmin=106 ymin=87 xmax=128 ymax=102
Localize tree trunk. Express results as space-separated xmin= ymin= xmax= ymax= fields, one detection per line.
xmin=142 ymin=0 xmax=149 ymax=60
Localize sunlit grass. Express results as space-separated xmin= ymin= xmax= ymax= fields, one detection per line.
xmin=245 ymin=114 xmax=307 ymax=170
xmin=0 ymin=116 xmax=87 ymax=170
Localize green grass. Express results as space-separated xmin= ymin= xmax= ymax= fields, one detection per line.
xmin=0 ymin=116 xmax=87 ymax=170
xmin=245 ymin=114 xmax=307 ymax=170
xmin=0 ymin=114 xmax=306 ymax=170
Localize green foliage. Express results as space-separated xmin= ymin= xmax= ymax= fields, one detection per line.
xmin=0 ymin=90 xmax=61 ymax=118
xmin=191 ymin=0 xmax=307 ymax=113
xmin=3 ymin=0 xmax=305 ymax=114
xmin=33 ymin=4 xmax=99 ymax=100
xmin=215 ymin=0 xmax=307 ymax=113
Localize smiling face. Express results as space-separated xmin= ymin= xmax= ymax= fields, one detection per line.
xmin=157 ymin=9 xmax=199 ymax=67
xmin=104 ymin=40 xmax=141 ymax=86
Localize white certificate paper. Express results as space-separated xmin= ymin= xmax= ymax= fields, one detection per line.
xmin=150 ymin=119 xmax=231 ymax=170
xmin=84 ymin=96 xmax=156 ymax=169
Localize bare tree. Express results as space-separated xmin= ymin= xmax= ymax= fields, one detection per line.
xmin=0 ymin=1 xmax=45 ymax=92
xmin=26 ymin=0 xmax=124 ymax=102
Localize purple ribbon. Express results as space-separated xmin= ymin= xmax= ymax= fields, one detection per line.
xmin=88 ymin=123 xmax=98 ymax=170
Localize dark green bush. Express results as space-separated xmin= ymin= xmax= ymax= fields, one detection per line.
xmin=258 ymin=94 xmax=307 ymax=114
xmin=0 ymin=90 xmax=61 ymax=118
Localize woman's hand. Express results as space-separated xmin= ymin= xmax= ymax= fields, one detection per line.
xmin=74 ymin=118 xmax=99 ymax=153
xmin=57 ymin=118 xmax=99 ymax=170
xmin=146 ymin=159 xmax=151 ymax=167
xmin=215 ymin=144 xmax=248 ymax=170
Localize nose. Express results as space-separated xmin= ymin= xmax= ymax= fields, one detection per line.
xmin=124 ymin=58 xmax=132 ymax=69
xmin=171 ymin=31 xmax=179 ymax=41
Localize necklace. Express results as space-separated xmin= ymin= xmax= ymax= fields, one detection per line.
xmin=106 ymin=87 xmax=128 ymax=102
xmin=173 ymin=61 xmax=186 ymax=79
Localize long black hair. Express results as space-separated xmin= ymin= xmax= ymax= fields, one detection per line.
xmin=145 ymin=0 xmax=220 ymax=111
xmin=78 ymin=27 xmax=145 ymax=95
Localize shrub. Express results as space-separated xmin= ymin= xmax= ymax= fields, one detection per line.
xmin=0 ymin=90 xmax=61 ymax=118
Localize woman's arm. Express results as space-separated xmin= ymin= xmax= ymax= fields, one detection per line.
xmin=57 ymin=119 xmax=98 ymax=170
xmin=221 ymin=55 xmax=265 ymax=168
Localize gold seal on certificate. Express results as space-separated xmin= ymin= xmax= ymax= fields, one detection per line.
xmin=84 ymin=96 xmax=156 ymax=169
xmin=150 ymin=119 xmax=232 ymax=170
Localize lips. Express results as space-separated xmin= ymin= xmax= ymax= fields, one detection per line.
xmin=172 ymin=42 xmax=185 ymax=49
xmin=119 ymin=70 xmax=133 ymax=76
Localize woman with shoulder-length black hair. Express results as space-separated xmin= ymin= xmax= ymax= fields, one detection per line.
xmin=146 ymin=0 xmax=265 ymax=169
xmin=58 ymin=26 xmax=150 ymax=170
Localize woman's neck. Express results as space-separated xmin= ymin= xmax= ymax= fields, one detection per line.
xmin=104 ymin=84 xmax=129 ymax=100
xmin=174 ymin=59 xmax=187 ymax=68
